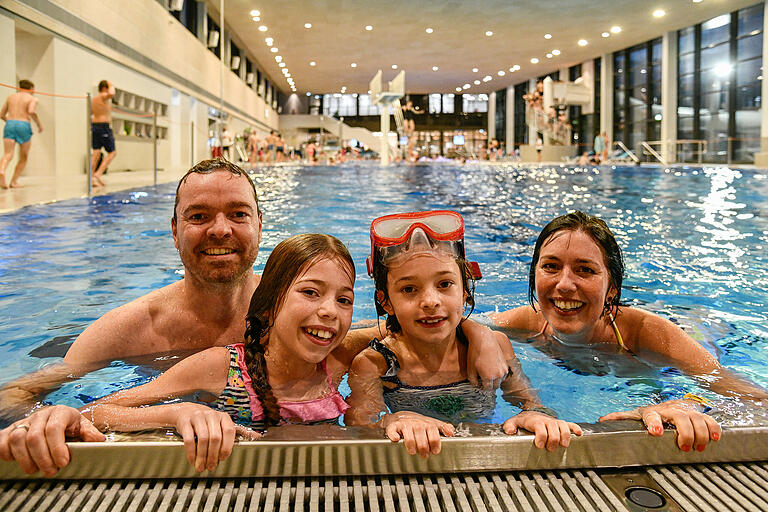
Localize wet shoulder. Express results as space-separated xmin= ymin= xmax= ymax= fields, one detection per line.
xmin=490 ymin=305 xmax=542 ymax=332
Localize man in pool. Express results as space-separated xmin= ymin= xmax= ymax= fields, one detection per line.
xmin=0 ymin=158 xmax=507 ymax=475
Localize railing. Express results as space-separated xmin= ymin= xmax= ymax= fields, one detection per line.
xmin=644 ymin=140 xmax=707 ymax=164
xmin=613 ymin=141 xmax=640 ymax=163
xmin=640 ymin=141 xmax=667 ymax=165
xmin=524 ymin=106 xmax=572 ymax=145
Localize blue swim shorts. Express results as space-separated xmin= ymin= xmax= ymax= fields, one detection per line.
xmin=3 ymin=120 xmax=33 ymax=145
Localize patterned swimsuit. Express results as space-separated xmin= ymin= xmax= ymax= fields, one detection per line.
xmin=369 ymin=338 xmax=496 ymax=423
xmin=212 ymin=343 xmax=349 ymax=429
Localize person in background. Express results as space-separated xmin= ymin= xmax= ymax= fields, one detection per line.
xmin=221 ymin=124 xmax=234 ymax=161
xmin=0 ymin=79 xmax=43 ymax=189
xmin=90 ymin=80 xmax=116 ymax=187
xmin=593 ymin=132 xmax=605 ymax=164
xmin=248 ymin=128 xmax=260 ymax=167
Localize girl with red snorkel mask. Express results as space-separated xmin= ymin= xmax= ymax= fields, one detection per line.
xmin=347 ymin=211 xmax=581 ymax=458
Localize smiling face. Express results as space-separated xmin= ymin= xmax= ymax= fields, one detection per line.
xmin=535 ymin=229 xmax=617 ymax=341
xmin=172 ymin=170 xmax=262 ymax=285
xmin=269 ymin=257 xmax=355 ymax=364
xmin=382 ymin=254 xmax=467 ymax=346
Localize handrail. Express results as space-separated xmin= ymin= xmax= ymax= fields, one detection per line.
xmin=614 ymin=140 xmax=640 ymax=163
xmin=644 ymin=139 xmax=707 ymax=164
xmin=640 ymin=141 xmax=667 ymax=165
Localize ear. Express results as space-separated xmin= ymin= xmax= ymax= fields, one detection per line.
xmin=376 ymin=290 xmax=394 ymax=315
xmin=171 ymin=218 xmax=179 ymax=250
xmin=606 ymin=285 xmax=618 ymax=304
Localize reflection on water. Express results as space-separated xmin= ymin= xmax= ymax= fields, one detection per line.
xmin=0 ymin=162 xmax=767 ymax=423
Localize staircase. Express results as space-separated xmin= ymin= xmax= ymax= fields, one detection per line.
xmin=279 ymin=114 xmax=398 ymax=157
xmin=525 ymin=106 xmax=572 ymax=145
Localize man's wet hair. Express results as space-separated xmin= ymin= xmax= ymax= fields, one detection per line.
xmin=172 ymin=158 xmax=260 ymax=223
xmin=98 ymin=80 xmax=110 ymax=91
xmin=18 ymin=80 xmax=34 ymax=91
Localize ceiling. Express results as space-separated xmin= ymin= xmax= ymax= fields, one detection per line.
xmin=212 ymin=0 xmax=757 ymax=96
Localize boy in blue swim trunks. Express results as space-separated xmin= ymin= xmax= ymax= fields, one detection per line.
xmin=0 ymin=79 xmax=43 ymax=189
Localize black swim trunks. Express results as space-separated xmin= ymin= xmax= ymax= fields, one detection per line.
xmin=91 ymin=122 xmax=115 ymax=152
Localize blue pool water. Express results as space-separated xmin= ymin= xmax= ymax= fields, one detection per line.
xmin=1 ymin=162 xmax=767 ymax=424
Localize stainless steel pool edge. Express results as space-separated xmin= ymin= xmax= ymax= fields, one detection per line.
xmin=1 ymin=423 xmax=767 ymax=480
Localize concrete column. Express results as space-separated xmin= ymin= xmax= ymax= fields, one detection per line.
xmin=487 ymin=91 xmax=496 ymax=140
xmin=528 ymin=78 xmax=538 ymax=144
xmin=754 ymin=2 xmax=768 ymax=166
xmin=600 ymin=53 xmax=613 ymax=145
xmin=506 ymin=86 xmax=515 ymax=153
xmin=661 ymin=31 xmax=678 ymax=163
xmin=581 ymin=59 xmax=595 ymax=114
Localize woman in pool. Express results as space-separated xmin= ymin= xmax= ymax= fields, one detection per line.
xmin=346 ymin=211 xmax=582 ymax=458
xmin=81 ymin=233 xmax=356 ymax=472
xmin=490 ymin=211 xmax=768 ymax=452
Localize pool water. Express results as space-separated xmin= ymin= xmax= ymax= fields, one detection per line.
xmin=1 ymin=162 xmax=766 ymax=424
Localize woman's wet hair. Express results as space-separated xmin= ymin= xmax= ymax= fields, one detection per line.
xmin=172 ymin=158 xmax=260 ymax=223
xmin=528 ymin=211 xmax=624 ymax=316
xmin=371 ymin=253 xmax=476 ymax=335
xmin=243 ymin=233 xmax=355 ymax=426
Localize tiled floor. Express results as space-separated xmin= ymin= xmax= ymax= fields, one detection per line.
xmin=0 ymin=167 xmax=189 ymax=214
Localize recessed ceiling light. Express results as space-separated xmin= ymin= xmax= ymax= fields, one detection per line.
xmin=275 ymin=56 xmax=282 ymax=62
xmin=530 ymin=57 xmax=539 ymax=64
xmin=304 ymin=23 xmax=312 ymax=29
xmin=365 ymin=25 xmax=373 ymax=31
xmin=578 ymin=39 xmax=588 ymax=46
xmin=497 ymin=70 xmax=505 ymax=76
xmin=472 ymin=68 xmax=479 ymax=73
xmin=483 ymin=75 xmax=492 ymax=82
xmin=252 ymin=16 xmax=260 ymax=22
xmin=250 ymin=10 xmax=260 ymax=17
xmin=602 ymin=32 xmax=610 ymax=37
xmin=456 ymin=87 xmax=462 ymax=92
xmin=258 ymin=25 xmax=268 ymax=32
xmin=279 ymin=62 xmax=286 ymax=67
xmin=552 ymin=49 xmax=561 ymax=56
xmin=610 ymin=25 xmax=622 ymax=33
xmin=692 ymin=0 xmax=702 ymax=2
xmin=544 ymin=33 xmax=552 ymax=39
xmin=351 ymin=63 xmax=357 ymax=68
xmin=306 ymin=92 xmax=311 ymax=96
xmin=309 ymin=61 xmax=316 ymax=66
xmin=432 ymin=66 xmax=439 ymax=71
xmin=653 ymin=9 xmax=665 ymax=17
xmin=546 ymin=53 xmax=553 ymax=58
xmin=474 ymin=80 xmax=481 ymax=85
xmin=392 ymin=64 xmax=398 ymax=69
xmin=426 ymin=27 xmax=434 ymax=34
xmin=265 ymin=38 xmax=273 ymax=46
xmin=270 ymin=47 xmax=278 ymax=53
xmin=485 ymin=31 xmax=493 ymax=36
xmin=463 ymin=83 xmax=471 ymax=89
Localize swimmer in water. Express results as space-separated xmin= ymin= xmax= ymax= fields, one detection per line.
xmin=490 ymin=211 xmax=768 ymax=452
xmin=347 ymin=211 xmax=581 ymax=458
xmin=0 ymin=79 xmax=43 ymax=189
xmin=80 ymin=234 xmax=356 ymax=472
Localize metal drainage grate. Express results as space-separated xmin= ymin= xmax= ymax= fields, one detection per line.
xmin=1 ymin=462 xmax=767 ymax=511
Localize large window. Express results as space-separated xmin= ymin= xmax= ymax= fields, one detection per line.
xmin=170 ymin=0 xmax=198 ymax=36
xmin=428 ymin=94 xmax=455 ymax=114
xmin=613 ymin=38 xmax=662 ymax=157
xmin=462 ymin=94 xmax=488 ymax=113
xmin=513 ymin=82 xmax=528 ymax=147
xmin=322 ymin=94 xmax=357 ymax=116
xmin=677 ymin=4 xmax=763 ymax=163
xmin=494 ymin=88 xmax=506 ymax=146
xmin=358 ymin=94 xmax=381 ymax=115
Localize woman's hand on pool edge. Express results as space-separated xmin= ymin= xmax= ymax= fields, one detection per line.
xmin=380 ymin=411 xmax=455 ymax=458
xmin=173 ymin=404 xmax=240 ymax=472
xmin=503 ymin=411 xmax=582 ymax=452
xmin=598 ymin=399 xmax=722 ymax=452
xmin=0 ymin=405 xmax=105 ymax=476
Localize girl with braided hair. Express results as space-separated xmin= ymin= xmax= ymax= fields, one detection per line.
xmin=80 ymin=233 xmax=356 ymax=472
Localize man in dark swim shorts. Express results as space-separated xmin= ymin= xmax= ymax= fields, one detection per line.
xmin=90 ymin=80 xmax=116 ymax=187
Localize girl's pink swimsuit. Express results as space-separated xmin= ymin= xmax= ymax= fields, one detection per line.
xmin=212 ymin=343 xmax=349 ymax=428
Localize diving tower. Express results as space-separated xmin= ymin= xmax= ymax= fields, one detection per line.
xmin=370 ymin=70 xmax=405 ymax=165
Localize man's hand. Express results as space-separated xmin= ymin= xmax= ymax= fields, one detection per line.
xmin=0 ymin=405 xmax=105 ymax=476
xmin=599 ymin=399 xmax=721 ymax=452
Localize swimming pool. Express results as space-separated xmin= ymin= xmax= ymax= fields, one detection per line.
xmin=0 ymin=162 xmax=766 ymax=425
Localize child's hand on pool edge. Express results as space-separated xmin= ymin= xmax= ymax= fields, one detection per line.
xmin=503 ymin=411 xmax=582 ymax=452
xmin=598 ymin=399 xmax=721 ymax=452
xmin=380 ymin=411 xmax=455 ymax=458
xmin=173 ymin=404 xmax=253 ymax=472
